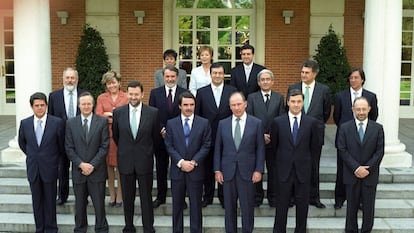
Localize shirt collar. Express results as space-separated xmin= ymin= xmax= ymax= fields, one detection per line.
xmin=211 ymin=82 xmax=224 ymax=91
xmin=261 ymin=90 xmax=271 ymax=97
xmin=233 ymin=112 xmax=247 ymax=121
xmin=302 ymin=80 xmax=315 ymax=89
xmin=165 ymin=85 xmax=177 ymax=93
xmin=81 ymin=113 xmax=92 ymax=122
xmin=355 ymin=118 xmax=368 ymax=126
xmin=288 ymin=111 xmax=302 ymax=120
xmin=63 ymin=88 xmax=77 ymax=95
xmin=34 ymin=114 xmax=47 ymax=123
xmin=129 ymin=102 xmax=142 ymax=113
xmin=181 ymin=114 xmax=194 ymax=122
xmin=350 ymin=87 xmax=363 ymax=94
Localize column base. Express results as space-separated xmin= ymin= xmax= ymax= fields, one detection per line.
xmin=0 ymin=137 xmax=25 ymax=163
xmin=381 ymin=142 xmax=412 ymax=167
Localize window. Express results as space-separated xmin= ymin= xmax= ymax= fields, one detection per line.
xmin=174 ymin=0 xmax=254 ymax=80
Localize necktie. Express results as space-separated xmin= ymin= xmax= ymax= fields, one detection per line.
xmin=353 ymin=92 xmax=359 ymax=104
xmin=68 ymin=91 xmax=74 ymax=118
xmin=234 ymin=118 xmax=241 ymax=150
xmin=130 ymin=108 xmax=138 ymax=139
xmin=214 ymin=87 xmax=221 ymax=108
xmin=358 ymin=122 xmax=364 ymax=142
xmin=245 ymin=67 xmax=251 ymax=82
xmin=35 ymin=120 xmax=43 ymax=146
xmin=265 ymin=94 xmax=270 ymax=109
xmin=83 ymin=118 xmax=89 ymax=143
xmin=304 ymin=86 xmax=310 ymax=113
xmin=167 ymin=88 xmax=173 ymax=114
xmin=184 ymin=117 xmax=190 ymax=146
xmin=292 ymin=116 xmax=298 ymax=144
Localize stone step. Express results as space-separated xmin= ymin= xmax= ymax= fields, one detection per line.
xmin=2 ymin=163 xmax=414 ymax=183
xmin=2 ymin=177 xmax=414 ymax=199
xmin=0 ymin=212 xmax=413 ymax=233
xmin=0 ymin=194 xmax=413 ymax=219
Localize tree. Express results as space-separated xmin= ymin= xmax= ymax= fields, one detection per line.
xmin=313 ymin=24 xmax=351 ymax=102
xmin=76 ymin=24 xmax=111 ymax=99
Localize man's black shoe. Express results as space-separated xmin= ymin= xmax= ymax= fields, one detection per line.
xmin=56 ymin=198 xmax=66 ymax=205
xmin=309 ymin=200 xmax=326 ymax=209
xmin=334 ymin=203 xmax=343 ymax=209
xmin=152 ymin=199 xmax=165 ymax=208
xmin=202 ymin=199 xmax=212 ymax=208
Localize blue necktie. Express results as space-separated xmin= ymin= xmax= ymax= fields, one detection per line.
xmin=35 ymin=120 xmax=43 ymax=146
xmin=83 ymin=118 xmax=89 ymax=143
xmin=234 ymin=118 xmax=241 ymax=149
xmin=292 ymin=117 xmax=298 ymax=144
xmin=184 ymin=118 xmax=190 ymax=146
xmin=130 ymin=109 xmax=138 ymax=139
xmin=358 ymin=122 xmax=364 ymax=142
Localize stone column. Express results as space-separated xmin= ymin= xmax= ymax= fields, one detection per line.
xmin=1 ymin=0 xmax=52 ymax=163
xmin=363 ymin=0 xmax=412 ymax=167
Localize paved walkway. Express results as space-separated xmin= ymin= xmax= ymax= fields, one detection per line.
xmin=1 ymin=115 xmax=413 ymax=166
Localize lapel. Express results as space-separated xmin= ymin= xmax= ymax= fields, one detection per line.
xmin=285 ymin=115 xmax=296 ymax=146
xmin=86 ymin=115 xmax=99 ymax=145
xmin=345 ymin=90 xmax=352 ymax=109
xmin=187 ymin=116 xmax=199 ymax=147
xmin=308 ymin=83 xmax=321 ymax=112
xmin=124 ymin=106 xmax=135 ymax=139
xmin=254 ymin=92 xmax=267 ymax=113
xmin=30 ymin=116 xmax=42 ymax=148
xmin=135 ymin=105 xmax=148 ymax=141
xmin=207 ymin=86 xmax=219 ymax=110
xmin=75 ymin=116 xmax=88 ymax=143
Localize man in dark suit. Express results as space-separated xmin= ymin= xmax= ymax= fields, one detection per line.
xmin=112 ymin=81 xmax=160 ymax=233
xmin=165 ymin=91 xmax=211 ymax=233
xmin=333 ymin=68 xmax=378 ymax=209
xmin=18 ymin=92 xmax=65 ymax=233
xmin=48 ymin=67 xmax=86 ymax=205
xmin=271 ymin=89 xmax=319 ymax=233
xmin=287 ymin=60 xmax=331 ymax=208
xmin=214 ymin=92 xmax=265 ymax=233
xmin=195 ymin=62 xmax=236 ymax=208
xmin=149 ymin=65 xmax=187 ymax=208
xmin=65 ymin=92 xmax=109 ymax=233
xmin=247 ymin=69 xmax=285 ymax=207
xmin=230 ymin=44 xmax=266 ymax=98
xmin=337 ymin=97 xmax=384 ymax=233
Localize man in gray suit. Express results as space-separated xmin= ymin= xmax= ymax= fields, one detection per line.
xmin=214 ymin=92 xmax=265 ymax=233
xmin=65 ymin=92 xmax=109 ymax=233
xmin=247 ymin=69 xmax=285 ymax=207
xmin=287 ymin=60 xmax=331 ymax=208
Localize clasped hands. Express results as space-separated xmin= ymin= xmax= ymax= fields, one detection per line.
xmin=180 ymin=160 xmax=197 ymax=172
xmin=354 ymin=165 xmax=370 ymax=179
xmin=79 ymin=162 xmax=95 ymax=176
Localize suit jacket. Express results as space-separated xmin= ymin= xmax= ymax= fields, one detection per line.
xmin=230 ymin=63 xmax=266 ymax=97
xmin=65 ymin=114 xmax=109 ymax=183
xmin=270 ymin=114 xmax=319 ymax=183
xmin=333 ymin=88 xmax=378 ymax=126
xmin=18 ymin=115 xmax=65 ymax=183
xmin=112 ymin=104 xmax=160 ymax=175
xmin=288 ymin=82 xmax=331 ymax=145
xmin=337 ymin=120 xmax=384 ymax=185
xmin=195 ymin=84 xmax=236 ymax=142
xmin=213 ymin=114 xmax=265 ymax=181
xmin=48 ymin=88 xmax=86 ymax=120
xmin=149 ymin=86 xmax=187 ymax=127
xmin=165 ymin=115 xmax=211 ymax=181
xmin=246 ymin=90 xmax=285 ymax=133
xmin=333 ymin=88 xmax=378 ymax=146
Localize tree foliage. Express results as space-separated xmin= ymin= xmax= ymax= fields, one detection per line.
xmin=313 ymin=24 xmax=350 ymax=103
xmin=75 ymin=24 xmax=111 ymax=99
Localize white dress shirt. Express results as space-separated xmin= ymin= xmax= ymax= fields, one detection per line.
xmin=232 ymin=112 xmax=247 ymax=139
xmin=64 ymin=88 xmax=78 ymax=117
xmin=189 ymin=66 xmax=211 ymax=96
xmin=288 ymin=111 xmax=302 ymax=132
xmin=129 ymin=102 xmax=142 ymax=132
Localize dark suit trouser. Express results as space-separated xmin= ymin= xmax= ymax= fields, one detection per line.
xmin=29 ymin=177 xmax=58 ymax=233
xmin=172 ymin=175 xmax=203 ymax=233
xmin=58 ymin=154 xmax=70 ymax=201
xmin=345 ymin=181 xmax=377 ymax=233
xmin=120 ymin=172 xmax=155 ymax=233
xmin=256 ymin=147 xmax=275 ymax=204
xmin=73 ymin=180 xmax=108 ymax=233
xmin=203 ymin=148 xmax=224 ymax=203
xmin=334 ymin=149 xmax=346 ymax=204
xmin=155 ymin=148 xmax=169 ymax=201
xmin=274 ymin=167 xmax=309 ymax=233
xmin=310 ymin=145 xmax=322 ymax=202
xmin=223 ymin=168 xmax=255 ymax=233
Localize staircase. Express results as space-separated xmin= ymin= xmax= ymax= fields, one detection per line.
xmin=1 ymin=161 xmax=414 ymax=233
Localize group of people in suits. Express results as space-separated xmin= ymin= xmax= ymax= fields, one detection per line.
xmin=18 ymin=45 xmax=384 ymax=233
